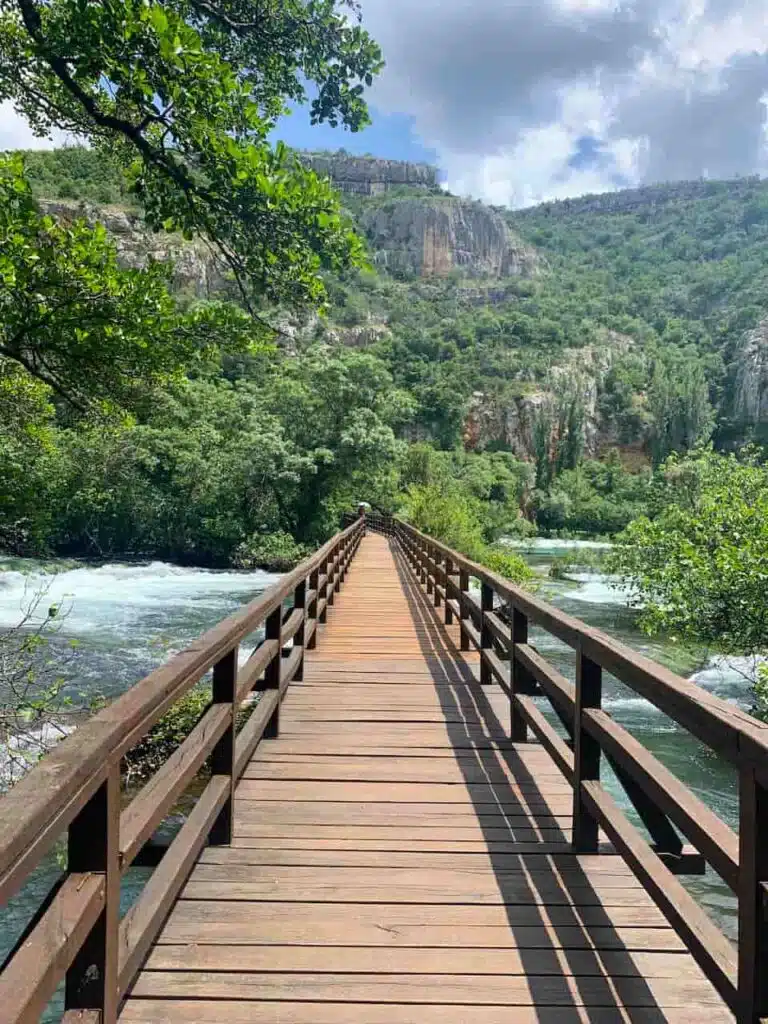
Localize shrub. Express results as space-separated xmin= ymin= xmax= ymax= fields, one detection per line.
xmin=234 ymin=531 xmax=310 ymax=572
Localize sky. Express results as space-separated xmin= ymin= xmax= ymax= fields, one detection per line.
xmin=2 ymin=0 xmax=768 ymax=208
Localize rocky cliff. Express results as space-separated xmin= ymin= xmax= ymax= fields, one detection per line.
xmin=300 ymin=151 xmax=438 ymax=195
xmin=462 ymin=339 xmax=638 ymax=459
xmin=360 ymin=196 xmax=538 ymax=279
xmin=733 ymin=317 xmax=768 ymax=430
xmin=39 ymin=199 xmax=225 ymax=297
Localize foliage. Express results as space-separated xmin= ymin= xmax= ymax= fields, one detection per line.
xmin=533 ymin=455 xmax=651 ymax=536
xmin=753 ymin=664 xmax=768 ymax=724
xmin=608 ymin=448 xmax=768 ymax=657
xmin=122 ymin=683 xmax=211 ymax=785
xmin=21 ymin=144 xmax=133 ymax=204
xmin=234 ymin=531 xmax=310 ymax=571
xmin=0 ymin=0 xmax=382 ymax=309
xmin=0 ymin=155 xmax=264 ymax=409
xmin=0 ymin=585 xmax=83 ymax=787
xmin=400 ymin=480 xmax=533 ymax=585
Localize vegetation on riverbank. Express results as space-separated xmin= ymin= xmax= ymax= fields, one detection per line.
xmin=609 ymin=448 xmax=768 ymax=719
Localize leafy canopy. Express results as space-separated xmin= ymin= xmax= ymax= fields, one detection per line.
xmin=0 ymin=0 xmax=383 ymax=307
xmin=608 ymin=448 xmax=768 ymax=656
xmin=0 ymin=153 xmax=262 ymax=409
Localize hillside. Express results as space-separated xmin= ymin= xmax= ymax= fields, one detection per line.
xmin=18 ymin=147 xmax=768 ymax=461
xmin=4 ymin=145 xmax=768 ymax=560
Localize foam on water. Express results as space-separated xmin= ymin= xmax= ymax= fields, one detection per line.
xmin=0 ymin=558 xmax=282 ymax=702
xmin=0 ymin=559 xmax=280 ymax=636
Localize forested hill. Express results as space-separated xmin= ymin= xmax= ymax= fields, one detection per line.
xmin=3 ymin=145 xmax=768 ymax=564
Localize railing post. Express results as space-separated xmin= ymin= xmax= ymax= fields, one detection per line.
xmin=480 ymin=583 xmax=494 ymax=685
xmin=459 ymin=569 xmax=470 ymax=651
xmin=426 ymin=542 xmax=434 ymax=597
xmin=319 ymin=554 xmax=329 ymax=624
xmin=264 ymin=604 xmax=282 ymax=738
xmin=65 ymin=765 xmax=120 ymax=1022
xmin=419 ymin=538 xmax=428 ymax=586
xmin=335 ymin=537 xmax=343 ymax=591
xmin=572 ymin=648 xmax=602 ymax=852
xmin=738 ymin=767 xmax=768 ymax=1022
xmin=293 ymin=579 xmax=306 ymax=683
xmin=433 ymin=548 xmax=442 ymax=608
xmin=307 ymin=567 xmax=319 ymax=650
xmin=510 ymin=608 xmax=529 ymax=742
xmin=328 ymin=546 xmax=336 ymax=606
xmin=208 ymin=645 xmax=238 ymax=845
xmin=444 ymin=556 xmax=454 ymax=625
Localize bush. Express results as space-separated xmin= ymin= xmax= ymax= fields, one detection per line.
xmin=233 ymin=531 xmax=310 ymax=572
xmin=123 ymin=685 xmax=211 ymax=785
xmin=401 ymin=482 xmax=533 ymax=585
xmin=481 ymin=546 xmax=534 ymax=583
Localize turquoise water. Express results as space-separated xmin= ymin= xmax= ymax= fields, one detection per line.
xmin=0 ymin=559 xmax=280 ymax=1018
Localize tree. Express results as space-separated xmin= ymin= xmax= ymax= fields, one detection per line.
xmin=0 ymin=0 xmax=383 ymax=308
xmin=648 ymin=353 xmax=714 ymax=466
xmin=0 ymin=154 xmax=263 ymax=409
xmin=609 ymin=448 xmax=768 ymax=662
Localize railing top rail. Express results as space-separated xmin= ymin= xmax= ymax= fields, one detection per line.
xmin=395 ymin=519 xmax=768 ymax=768
xmin=0 ymin=519 xmax=361 ymax=891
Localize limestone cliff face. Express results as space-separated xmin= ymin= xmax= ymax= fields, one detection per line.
xmin=359 ymin=197 xmax=538 ymax=279
xmin=38 ymin=199 xmax=225 ymax=297
xmin=733 ymin=317 xmax=768 ymax=429
xmin=462 ymin=339 xmax=637 ymax=459
xmin=301 ymin=152 xmax=438 ymax=195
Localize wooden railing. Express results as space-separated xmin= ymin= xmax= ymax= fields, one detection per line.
xmin=341 ymin=509 xmax=394 ymax=536
xmin=394 ymin=519 xmax=768 ymax=1023
xmin=0 ymin=518 xmax=364 ymax=1024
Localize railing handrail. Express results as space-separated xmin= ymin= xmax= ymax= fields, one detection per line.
xmin=396 ymin=519 xmax=768 ymax=767
xmin=0 ymin=517 xmax=364 ymax=1022
xmin=393 ymin=517 xmax=768 ymax=1022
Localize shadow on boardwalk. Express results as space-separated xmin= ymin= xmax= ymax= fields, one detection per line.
xmin=391 ymin=540 xmax=673 ymax=1023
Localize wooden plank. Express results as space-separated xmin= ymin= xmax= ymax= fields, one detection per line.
xmin=181 ymin=876 xmax=655 ymax=906
xmin=235 ymin=780 xmax=572 ymax=802
xmin=230 ymin=836 xmax=576 ymax=854
xmin=196 ymin=847 xmax=637 ymax=873
xmin=145 ymin=944 xmax=694 ymax=977
xmin=120 ymin=1002 xmax=735 ymax=1024
xmin=129 ymin=970 xmax=727 ymax=1006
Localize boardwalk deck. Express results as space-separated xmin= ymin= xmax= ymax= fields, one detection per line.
xmin=120 ymin=533 xmax=733 ymax=1023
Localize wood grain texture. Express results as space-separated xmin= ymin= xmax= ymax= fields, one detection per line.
xmin=120 ymin=533 xmax=733 ymax=1024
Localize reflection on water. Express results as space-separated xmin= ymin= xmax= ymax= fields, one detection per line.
xmin=515 ymin=540 xmax=740 ymax=939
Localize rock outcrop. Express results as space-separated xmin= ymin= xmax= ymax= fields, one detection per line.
xmin=301 ymin=151 xmax=438 ymax=195
xmin=38 ymin=199 xmax=225 ymax=297
xmin=733 ymin=317 xmax=768 ymax=428
xmin=462 ymin=340 xmax=637 ymax=458
xmin=359 ymin=196 xmax=538 ymax=279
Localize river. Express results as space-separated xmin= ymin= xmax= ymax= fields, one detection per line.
xmin=0 ymin=543 xmax=742 ymax=1011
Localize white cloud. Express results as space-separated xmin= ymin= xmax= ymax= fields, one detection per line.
xmin=361 ymin=0 xmax=768 ymax=205
xmin=0 ymin=101 xmax=73 ymax=151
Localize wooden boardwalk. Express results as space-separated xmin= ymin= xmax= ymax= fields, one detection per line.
xmin=120 ymin=533 xmax=733 ymax=1024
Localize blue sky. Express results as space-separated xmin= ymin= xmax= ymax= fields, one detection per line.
xmin=273 ymin=103 xmax=439 ymax=168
